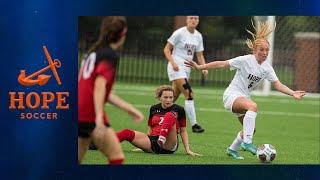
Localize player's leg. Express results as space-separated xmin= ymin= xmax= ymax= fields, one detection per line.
xmin=237 ymin=116 xmax=256 ymax=135
xmin=228 ymin=130 xmax=243 ymax=151
xmin=237 ymin=116 xmax=257 ymax=151
xmin=162 ymin=123 xmax=178 ymax=151
xmin=116 ymin=129 xmax=153 ymax=153
xmin=232 ymin=97 xmax=258 ymax=155
xmin=172 ymin=80 xmax=181 ymax=102
xmin=227 ymin=116 xmax=246 ymax=160
xmin=92 ymin=127 xmax=125 ymax=164
xmin=232 ymin=97 xmax=258 ymax=114
xmin=173 ymin=78 xmax=204 ymax=133
xmin=78 ymin=137 xmax=91 ymax=164
xmin=157 ymin=111 xmax=178 ymax=148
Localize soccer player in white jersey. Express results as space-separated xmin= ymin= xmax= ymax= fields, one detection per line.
xmin=185 ymin=20 xmax=306 ymax=159
xmin=163 ymin=16 xmax=208 ymax=133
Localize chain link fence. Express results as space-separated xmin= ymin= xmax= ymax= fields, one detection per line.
xmin=273 ymin=16 xmax=319 ymax=93
xmin=79 ymin=16 xmax=320 ymax=92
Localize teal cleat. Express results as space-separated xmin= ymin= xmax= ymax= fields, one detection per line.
xmin=226 ymin=148 xmax=244 ymax=160
xmin=240 ymin=142 xmax=246 ymax=151
xmin=241 ymin=142 xmax=257 ymax=155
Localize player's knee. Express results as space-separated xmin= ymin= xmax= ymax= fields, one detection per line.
xmin=164 ymin=112 xmax=177 ymax=126
xmin=165 ymin=111 xmax=177 ymax=118
xmin=182 ymin=82 xmax=193 ymax=100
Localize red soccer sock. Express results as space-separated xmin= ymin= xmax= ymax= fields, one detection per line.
xmin=116 ymin=129 xmax=135 ymax=142
xmin=109 ymin=158 xmax=124 ymax=165
xmin=159 ymin=112 xmax=176 ymax=141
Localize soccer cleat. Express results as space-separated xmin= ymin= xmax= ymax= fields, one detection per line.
xmin=226 ymin=148 xmax=244 ymax=160
xmin=240 ymin=142 xmax=246 ymax=151
xmin=192 ymin=124 xmax=205 ymax=133
xmin=241 ymin=142 xmax=257 ymax=155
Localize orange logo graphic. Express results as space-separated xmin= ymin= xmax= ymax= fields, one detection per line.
xmin=18 ymin=46 xmax=62 ymax=86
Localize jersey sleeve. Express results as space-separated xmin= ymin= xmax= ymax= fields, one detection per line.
xmin=196 ymin=34 xmax=204 ymax=52
xmin=167 ymin=29 xmax=181 ymax=46
xmin=227 ymin=55 xmax=246 ymax=71
xmin=95 ymin=60 xmax=115 ymax=82
xmin=266 ymin=66 xmax=279 ymax=82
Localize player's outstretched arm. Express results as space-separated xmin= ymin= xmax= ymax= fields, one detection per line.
xmin=184 ymin=60 xmax=229 ymax=71
xmin=108 ymin=93 xmax=144 ymax=123
xmin=272 ymin=80 xmax=306 ymax=100
xmin=196 ymin=51 xmax=208 ymax=76
xmin=180 ymin=127 xmax=202 ymax=156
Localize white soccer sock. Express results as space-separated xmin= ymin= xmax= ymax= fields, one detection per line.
xmin=184 ymin=100 xmax=197 ymax=126
xmin=243 ymin=111 xmax=257 ymax=144
xmin=229 ymin=132 xmax=243 ymax=151
xmin=158 ymin=135 xmax=166 ymax=144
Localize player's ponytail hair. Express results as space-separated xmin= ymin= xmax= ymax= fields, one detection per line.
xmin=246 ymin=20 xmax=276 ymax=51
xmin=155 ymin=85 xmax=174 ymax=99
xmin=88 ymin=16 xmax=127 ymax=54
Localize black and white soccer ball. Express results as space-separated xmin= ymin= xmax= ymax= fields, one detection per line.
xmin=256 ymin=144 xmax=277 ymax=163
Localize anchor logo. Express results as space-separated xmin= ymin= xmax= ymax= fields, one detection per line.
xmin=18 ymin=46 xmax=62 ymax=86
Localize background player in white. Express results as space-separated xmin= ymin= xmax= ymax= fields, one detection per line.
xmin=185 ymin=20 xmax=306 ymax=159
xmin=164 ymin=16 xmax=208 ymax=133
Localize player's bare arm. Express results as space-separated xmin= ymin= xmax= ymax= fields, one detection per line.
xmin=93 ymin=75 xmax=107 ymax=126
xmin=180 ymin=127 xmax=202 ymax=156
xmin=272 ymin=80 xmax=306 ymax=100
xmin=164 ymin=42 xmax=179 ymax=71
xmin=196 ymin=51 xmax=208 ymax=76
xmin=185 ymin=60 xmax=230 ymax=70
xmin=108 ymin=93 xmax=144 ymax=122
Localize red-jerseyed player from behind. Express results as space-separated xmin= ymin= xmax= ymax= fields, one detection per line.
xmin=116 ymin=85 xmax=201 ymax=156
xmin=78 ymin=16 xmax=144 ymax=164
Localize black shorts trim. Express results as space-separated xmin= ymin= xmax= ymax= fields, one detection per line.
xmin=148 ymin=136 xmax=177 ymax=154
xmin=78 ymin=122 xmax=110 ymax=138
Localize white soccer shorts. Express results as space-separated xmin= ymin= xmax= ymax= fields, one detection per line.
xmin=167 ymin=64 xmax=191 ymax=81
xmin=223 ymin=89 xmax=250 ymax=117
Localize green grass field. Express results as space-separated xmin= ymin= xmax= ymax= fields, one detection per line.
xmin=83 ymin=83 xmax=320 ymax=164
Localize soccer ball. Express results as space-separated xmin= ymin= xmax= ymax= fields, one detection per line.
xmin=256 ymin=144 xmax=277 ymax=163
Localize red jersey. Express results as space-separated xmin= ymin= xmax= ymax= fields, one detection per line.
xmin=78 ymin=46 xmax=119 ymax=123
xmin=148 ymin=104 xmax=186 ymax=136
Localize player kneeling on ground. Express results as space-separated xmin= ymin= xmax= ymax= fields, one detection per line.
xmin=116 ymin=85 xmax=201 ymax=156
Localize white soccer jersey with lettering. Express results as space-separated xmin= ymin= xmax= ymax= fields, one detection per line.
xmin=223 ymin=54 xmax=279 ymax=113
xmin=167 ymin=26 xmax=204 ymax=81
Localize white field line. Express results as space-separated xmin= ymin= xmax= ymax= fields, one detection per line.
xmin=113 ymin=84 xmax=320 ymax=98
xmin=113 ymin=90 xmax=320 ymax=106
xmin=107 ymin=103 xmax=319 ymax=118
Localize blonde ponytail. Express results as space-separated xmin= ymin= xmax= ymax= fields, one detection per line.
xmin=246 ymin=20 xmax=276 ymax=50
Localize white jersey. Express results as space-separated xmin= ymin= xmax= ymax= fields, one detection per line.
xmin=167 ymin=26 xmax=204 ymax=66
xmin=226 ymin=54 xmax=279 ymax=97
